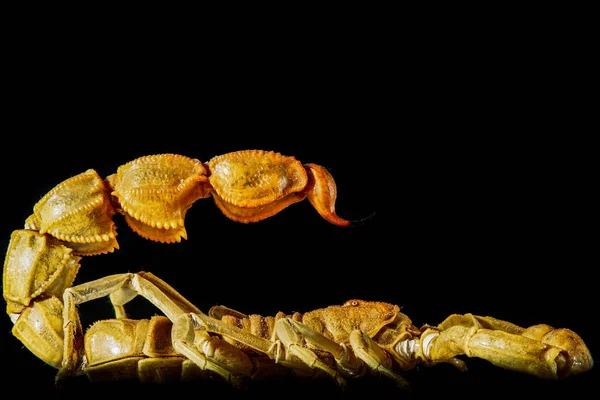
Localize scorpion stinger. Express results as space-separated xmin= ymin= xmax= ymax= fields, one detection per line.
xmin=204 ymin=151 xmax=356 ymax=227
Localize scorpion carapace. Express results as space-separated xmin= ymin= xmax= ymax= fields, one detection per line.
xmin=2 ymin=150 xmax=594 ymax=390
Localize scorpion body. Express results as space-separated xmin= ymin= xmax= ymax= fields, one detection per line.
xmin=2 ymin=150 xmax=594 ymax=391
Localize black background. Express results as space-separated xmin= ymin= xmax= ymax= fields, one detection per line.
xmin=1 ymin=10 xmax=596 ymax=400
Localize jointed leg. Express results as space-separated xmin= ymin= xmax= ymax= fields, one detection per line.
xmin=61 ymin=273 xmax=139 ymax=378
xmin=278 ymin=320 xmax=411 ymax=389
xmin=284 ymin=319 xmax=363 ymax=377
xmin=187 ymin=314 xmax=311 ymax=372
xmin=188 ymin=313 xmax=349 ymax=386
xmin=172 ymin=314 xmax=249 ymax=387
xmin=275 ymin=318 xmax=347 ymax=387
xmin=109 ymin=272 xmax=202 ymax=319
xmin=349 ymin=330 xmax=411 ymax=389
xmin=58 ymin=272 xmax=251 ymax=385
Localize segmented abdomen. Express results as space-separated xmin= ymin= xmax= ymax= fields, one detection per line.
xmin=83 ymin=316 xmax=211 ymax=383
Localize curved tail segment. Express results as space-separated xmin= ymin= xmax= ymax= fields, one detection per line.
xmin=3 ymin=151 xmax=369 ymax=385
xmin=304 ymin=163 xmax=353 ymax=227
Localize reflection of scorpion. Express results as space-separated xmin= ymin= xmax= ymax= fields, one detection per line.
xmin=3 ymin=150 xmax=593 ymax=389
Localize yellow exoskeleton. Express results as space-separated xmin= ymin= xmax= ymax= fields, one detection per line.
xmin=3 ymin=151 xmax=593 ymax=389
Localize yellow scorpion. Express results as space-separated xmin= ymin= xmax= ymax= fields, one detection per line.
xmin=2 ymin=150 xmax=593 ymax=389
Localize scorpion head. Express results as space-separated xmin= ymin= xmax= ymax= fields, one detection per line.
xmin=333 ymin=300 xmax=421 ymax=340
xmin=338 ymin=300 xmax=402 ymax=337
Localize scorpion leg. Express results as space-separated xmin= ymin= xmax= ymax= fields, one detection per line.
xmin=108 ymin=272 xmax=202 ymax=319
xmin=190 ymin=312 xmax=276 ymax=355
xmin=284 ymin=319 xmax=364 ymax=377
xmin=269 ymin=303 xmax=410 ymax=389
xmin=421 ymin=313 xmax=594 ymax=379
xmin=349 ymin=330 xmax=411 ymax=390
xmin=188 ymin=313 xmax=346 ymax=385
xmin=208 ymin=305 xmax=249 ymax=320
xmin=60 ymin=274 xmax=133 ymax=379
xmin=59 ymin=272 xmax=247 ymax=385
xmin=171 ymin=314 xmax=250 ymax=386
xmin=108 ymin=285 xmax=137 ymax=319
xmin=274 ymin=318 xmax=347 ymax=387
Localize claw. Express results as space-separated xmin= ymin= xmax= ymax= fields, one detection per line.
xmin=424 ymin=314 xmax=594 ymax=380
xmin=523 ymin=324 xmax=594 ymax=377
